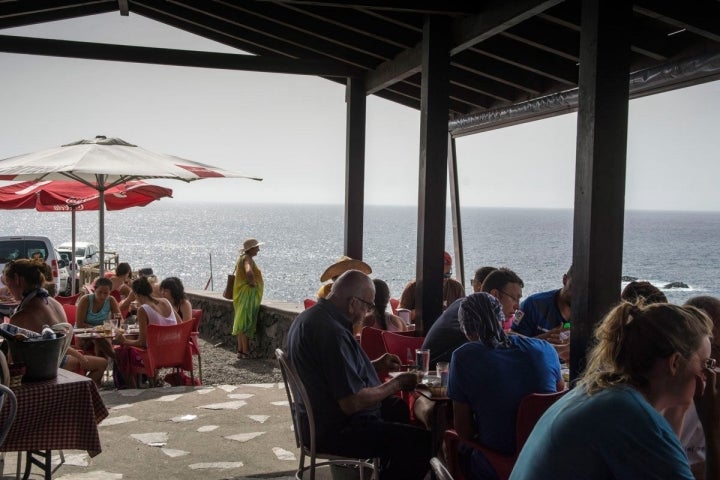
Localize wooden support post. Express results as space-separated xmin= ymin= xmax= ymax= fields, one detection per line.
xmin=570 ymin=0 xmax=632 ymax=382
xmin=448 ymin=134 xmax=465 ymax=288
xmin=416 ymin=16 xmax=450 ymax=333
xmin=344 ymin=77 xmax=366 ymax=260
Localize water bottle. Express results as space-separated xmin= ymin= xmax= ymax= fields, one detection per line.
xmin=41 ymin=325 xmax=56 ymax=339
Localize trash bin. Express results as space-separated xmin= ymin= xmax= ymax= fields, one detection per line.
xmin=8 ymin=333 xmax=65 ymax=381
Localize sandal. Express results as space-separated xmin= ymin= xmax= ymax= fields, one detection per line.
xmin=237 ymin=352 xmax=250 ymax=359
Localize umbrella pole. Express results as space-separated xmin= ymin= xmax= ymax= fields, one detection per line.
xmin=98 ymin=177 xmax=106 ymax=278
xmin=71 ymin=207 xmax=77 ymax=296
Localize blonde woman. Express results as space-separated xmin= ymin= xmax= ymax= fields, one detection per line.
xmin=233 ymin=238 xmax=264 ymax=359
xmin=511 ymin=302 xmax=720 ymax=480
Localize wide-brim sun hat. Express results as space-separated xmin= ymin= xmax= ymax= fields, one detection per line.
xmin=241 ymin=238 xmax=264 ymax=253
xmin=320 ymin=255 xmax=372 ymax=282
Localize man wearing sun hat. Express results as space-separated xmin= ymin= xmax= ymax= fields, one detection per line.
xmin=316 ymin=255 xmax=372 ymax=299
xmin=399 ymin=251 xmax=465 ymax=323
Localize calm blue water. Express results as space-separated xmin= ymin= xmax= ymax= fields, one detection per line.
xmin=0 ymin=202 xmax=717 ymax=305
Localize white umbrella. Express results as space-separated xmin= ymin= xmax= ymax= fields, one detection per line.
xmin=0 ymin=136 xmax=262 ymax=274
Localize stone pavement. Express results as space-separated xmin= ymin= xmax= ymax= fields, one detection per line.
xmin=1 ymin=382 xmax=317 ymax=480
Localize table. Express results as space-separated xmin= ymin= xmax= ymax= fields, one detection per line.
xmin=0 ymin=369 xmax=108 ymax=479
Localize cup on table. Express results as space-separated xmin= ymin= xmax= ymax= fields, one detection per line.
xmin=436 ymin=361 xmax=449 ymax=387
xmin=397 ymin=308 xmax=411 ymax=325
xmin=103 ymin=320 xmax=112 ymax=336
xmin=415 ymin=349 xmax=430 ymax=377
xmin=110 ymin=313 xmax=122 ymax=334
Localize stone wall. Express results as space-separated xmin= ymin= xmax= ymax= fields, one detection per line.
xmin=186 ymin=290 xmax=302 ymax=359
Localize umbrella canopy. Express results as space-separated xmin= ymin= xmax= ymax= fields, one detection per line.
xmin=0 ymin=136 xmax=262 ymax=275
xmin=0 ymin=179 xmax=174 ymax=294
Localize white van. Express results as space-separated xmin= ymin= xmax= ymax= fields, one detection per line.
xmin=0 ymin=236 xmax=64 ymax=296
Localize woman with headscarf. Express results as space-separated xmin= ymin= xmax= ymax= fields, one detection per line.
xmin=447 ymin=292 xmax=563 ymax=480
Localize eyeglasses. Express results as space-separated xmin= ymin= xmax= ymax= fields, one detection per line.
xmin=703 ymin=358 xmax=717 ymax=370
xmin=353 ymin=296 xmax=375 ymax=311
xmin=499 ymin=290 xmax=521 ymax=304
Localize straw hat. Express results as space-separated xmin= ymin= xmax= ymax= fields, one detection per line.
xmin=320 ymin=256 xmax=372 ymax=282
xmin=241 ymin=238 xmax=264 ymax=253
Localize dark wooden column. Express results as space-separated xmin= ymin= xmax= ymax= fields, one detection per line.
xmin=570 ymin=0 xmax=632 ymax=382
xmin=416 ymin=16 xmax=450 ymax=333
xmin=344 ymin=76 xmax=366 ymax=260
xmin=448 ymin=134 xmax=465 ymax=288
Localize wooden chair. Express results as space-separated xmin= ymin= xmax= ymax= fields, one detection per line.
xmin=443 ymin=390 xmax=568 ymax=480
xmin=430 ymin=457 xmax=455 ymax=480
xmin=189 ymin=309 xmax=203 ymax=384
xmin=275 ymin=348 xmax=379 ymax=480
xmin=126 ymin=322 xmax=195 ymax=387
xmin=56 ymin=292 xmax=82 ymax=305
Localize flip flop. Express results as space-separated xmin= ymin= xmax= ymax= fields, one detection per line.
xmin=237 ymin=352 xmax=250 ymax=359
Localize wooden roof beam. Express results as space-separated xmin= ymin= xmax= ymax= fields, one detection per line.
xmin=0 ymin=1 xmax=115 ymax=29
xmin=634 ymin=0 xmax=720 ymax=43
xmin=0 ymin=35 xmax=359 ymax=77
xmin=255 ymin=1 xmax=479 ymax=16
xmin=364 ymin=0 xmax=562 ymax=94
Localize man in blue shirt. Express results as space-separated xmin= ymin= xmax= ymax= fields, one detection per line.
xmin=287 ymin=270 xmax=431 ymax=480
xmin=512 ymin=266 xmax=572 ymax=340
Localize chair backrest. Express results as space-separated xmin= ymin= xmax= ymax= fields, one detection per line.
xmin=303 ymin=298 xmax=317 ymax=310
xmin=190 ymin=309 xmax=202 ymax=332
xmin=381 ymin=330 xmax=425 ymax=364
xmin=61 ymin=304 xmax=78 ymax=326
xmin=515 ymin=390 xmax=568 ymax=452
xmin=359 ymin=326 xmax=387 ymax=361
xmin=50 ymin=322 xmax=74 ymax=367
xmin=56 ymin=292 xmax=82 ymax=305
xmin=389 ymin=297 xmax=400 ymax=315
xmin=430 ymin=457 xmax=455 ymax=480
xmin=0 ymin=350 xmax=9 ymax=387
xmin=275 ymin=348 xmax=315 ymax=454
xmin=0 ymin=383 xmax=17 ymax=447
xmin=146 ymin=321 xmax=194 ymax=371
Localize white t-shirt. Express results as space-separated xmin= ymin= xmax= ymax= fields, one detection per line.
xmin=680 ymin=403 xmax=706 ymax=465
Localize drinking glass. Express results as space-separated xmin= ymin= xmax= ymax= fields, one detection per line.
xmin=109 ymin=315 xmax=120 ymax=334
xmin=436 ymin=361 xmax=449 ymax=387
xmin=415 ymin=349 xmax=430 ymax=377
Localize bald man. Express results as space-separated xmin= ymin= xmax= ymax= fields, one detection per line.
xmin=287 ymin=270 xmax=431 ymax=480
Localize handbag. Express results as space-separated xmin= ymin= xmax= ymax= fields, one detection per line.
xmin=223 ymin=274 xmax=235 ymax=300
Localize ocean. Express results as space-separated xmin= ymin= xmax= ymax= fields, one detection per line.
xmin=1 ymin=202 xmax=717 ymax=306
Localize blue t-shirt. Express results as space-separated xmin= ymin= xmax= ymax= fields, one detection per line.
xmin=422 ymin=298 xmax=467 ymax=366
xmin=511 ymin=385 xmax=694 ymax=480
xmin=447 ymin=336 xmax=561 ymax=455
xmin=287 ymin=298 xmax=381 ymax=443
xmin=513 ymin=288 xmax=565 ymax=336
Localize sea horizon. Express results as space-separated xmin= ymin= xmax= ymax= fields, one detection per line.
xmin=1 ymin=202 xmax=717 ymax=306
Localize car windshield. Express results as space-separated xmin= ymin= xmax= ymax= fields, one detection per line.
xmin=0 ymin=240 xmax=49 ymax=263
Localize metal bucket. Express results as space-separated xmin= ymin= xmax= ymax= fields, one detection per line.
xmin=8 ymin=333 xmax=64 ymax=381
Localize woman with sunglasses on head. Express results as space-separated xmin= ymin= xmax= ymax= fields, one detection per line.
xmin=511 ymin=301 xmax=720 ymax=480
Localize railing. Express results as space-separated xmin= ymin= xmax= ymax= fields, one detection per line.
xmin=78 ymin=252 xmax=120 ymax=286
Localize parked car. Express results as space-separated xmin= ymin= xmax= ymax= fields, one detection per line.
xmin=55 ymin=249 xmax=71 ymax=296
xmin=0 ymin=236 xmax=65 ymax=296
xmin=57 ymin=242 xmax=100 ymax=267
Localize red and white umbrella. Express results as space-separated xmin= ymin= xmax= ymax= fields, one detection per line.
xmin=0 ymin=136 xmax=262 ymax=274
xmin=0 ymin=180 xmax=174 ymax=294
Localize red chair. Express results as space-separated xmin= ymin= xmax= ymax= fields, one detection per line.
xmin=303 ymin=298 xmax=317 ymax=310
xmin=381 ymin=330 xmax=424 ymax=365
xmin=444 ymin=390 xmax=568 ymax=480
xmin=189 ymin=309 xmax=203 ymax=384
xmin=61 ymin=304 xmax=78 ymax=326
xmin=389 ymin=298 xmax=400 ymax=315
xmin=56 ymin=293 xmax=82 ymax=305
xmin=360 ymin=326 xmax=387 ymax=362
xmin=126 ymin=321 xmax=195 ymax=387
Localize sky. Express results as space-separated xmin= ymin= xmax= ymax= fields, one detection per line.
xmin=1 ymin=12 xmax=719 ymax=211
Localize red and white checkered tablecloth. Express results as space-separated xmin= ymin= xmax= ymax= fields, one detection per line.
xmin=0 ymin=369 xmax=108 ymax=456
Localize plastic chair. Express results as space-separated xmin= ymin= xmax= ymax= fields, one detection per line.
xmin=430 ymin=457 xmax=455 ymax=480
xmin=189 ymin=309 xmax=203 ymax=384
xmin=303 ymin=298 xmax=317 ymax=310
xmin=389 ymin=297 xmax=400 ymax=315
xmin=0 ymin=351 xmax=18 ymax=468
xmin=56 ymin=293 xmax=82 ymax=305
xmin=381 ymin=330 xmax=424 ymax=365
xmin=443 ymin=390 xmax=568 ymax=480
xmin=61 ymin=304 xmax=78 ymax=326
xmin=275 ymin=348 xmax=379 ymax=480
xmin=359 ymin=326 xmax=387 ymax=361
xmin=127 ymin=321 xmax=195 ymax=386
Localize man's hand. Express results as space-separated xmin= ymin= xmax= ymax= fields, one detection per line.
xmin=394 ymin=372 xmax=420 ymax=391
xmin=373 ymin=353 xmax=402 ymax=372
